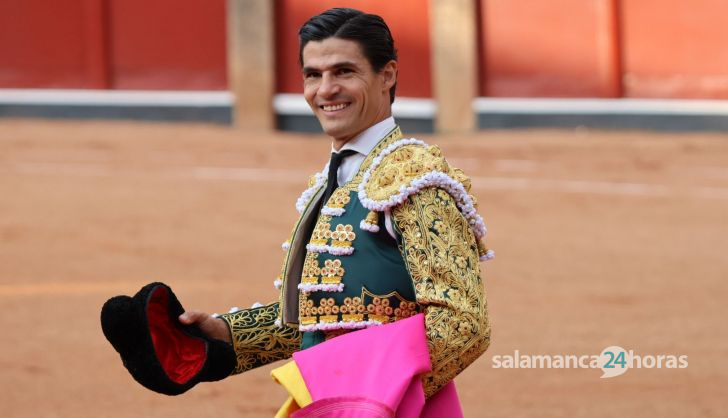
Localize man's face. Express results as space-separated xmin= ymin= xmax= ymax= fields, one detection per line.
xmin=302 ymin=38 xmax=396 ymax=147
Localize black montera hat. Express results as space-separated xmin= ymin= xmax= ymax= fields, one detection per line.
xmin=100 ymin=282 xmax=236 ymax=396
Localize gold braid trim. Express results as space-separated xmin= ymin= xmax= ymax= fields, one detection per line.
xmin=362 ymin=143 xmax=476 ymax=207
xmin=392 ymin=187 xmax=491 ymax=397
xmin=219 ymin=302 xmax=302 ymax=374
xmin=275 ymin=126 xmax=403 ymax=325
xmin=364 ymin=144 xmax=449 ymax=201
xmin=361 ymin=142 xmax=491 ymax=258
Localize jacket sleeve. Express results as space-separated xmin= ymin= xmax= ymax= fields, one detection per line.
xmin=392 ymin=187 xmax=491 ymax=397
xmin=218 ymin=302 xmax=302 ymax=375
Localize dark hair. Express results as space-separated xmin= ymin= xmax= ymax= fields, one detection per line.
xmin=299 ymin=8 xmax=398 ymax=103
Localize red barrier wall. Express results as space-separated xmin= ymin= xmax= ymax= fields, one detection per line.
xmin=479 ymin=0 xmax=621 ymax=97
xmin=274 ymin=1 xmax=432 ymax=98
xmin=0 ymin=0 xmax=100 ymax=88
xmin=621 ymin=0 xmax=728 ymax=98
xmin=2 ymin=0 xmax=728 ymax=99
xmin=0 ymin=0 xmax=226 ymax=90
xmin=108 ymin=0 xmax=227 ymax=90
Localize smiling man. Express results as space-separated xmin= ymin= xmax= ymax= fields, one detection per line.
xmin=179 ymin=7 xmax=493 ymax=416
xmin=300 ymin=23 xmax=397 ymax=150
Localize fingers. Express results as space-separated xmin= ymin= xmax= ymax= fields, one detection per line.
xmin=178 ymin=310 xmax=231 ymax=343
xmin=178 ymin=310 xmax=210 ymax=325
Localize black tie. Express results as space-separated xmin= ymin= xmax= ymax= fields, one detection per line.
xmin=321 ymin=149 xmax=357 ymax=205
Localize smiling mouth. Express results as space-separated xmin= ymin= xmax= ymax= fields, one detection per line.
xmin=320 ymin=103 xmax=350 ymax=112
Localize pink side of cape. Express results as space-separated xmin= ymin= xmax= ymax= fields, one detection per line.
xmin=292 ymin=314 xmax=463 ymax=418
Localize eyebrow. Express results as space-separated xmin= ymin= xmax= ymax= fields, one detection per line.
xmin=302 ymin=61 xmax=359 ymax=74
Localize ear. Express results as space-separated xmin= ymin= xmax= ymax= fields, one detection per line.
xmin=380 ymin=60 xmax=398 ymax=92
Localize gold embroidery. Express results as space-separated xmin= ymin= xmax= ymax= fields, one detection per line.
xmin=364 ymin=144 xmax=451 ymax=202
xmin=219 ymin=303 xmax=301 ymax=374
xmin=477 ymin=239 xmax=492 ymax=259
xmin=362 ymin=210 xmax=379 ymax=229
xmin=321 ymin=259 xmax=345 ymax=284
xmin=330 ymin=224 xmax=356 ymax=249
xmin=298 ymin=288 xmax=417 ymax=327
xmin=309 ymin=219 xmax=332 ymax=247
xmin=278 ymin=127 xmax=403 ymax=321
xmin=362 ymin=288 xmax=418 ymax=321
xmin=450 ymin=167 xmax=472 ymax=193
xmin=301 ymin=252 xmax=321 ymax=284
xmin=393 ymin=187 xmax=491 ymax=398
xmin=325 ymin=188 xmax=352 ymax=210
xmin=300 ymin=254 xmax=348 ymax=287
xmin=344 ymin=126 xmax=402 ymax=190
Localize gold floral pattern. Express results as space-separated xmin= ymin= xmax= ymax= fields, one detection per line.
xmin=300 ymin=256 xmax=347 ymax=286
xmin=217 ymin=125 xmax=490 ymax=398
xmin=330 ymin=224 xmax=356 ymax=249
xmin=364 ymin=144 xmax=451 ymax=202
xmin=219 ymin=303 xmax=301 ymax=374
xmin=321 ymin=259 xmax=345 ymax=284
xmin=299 ymin=289 xmax=418 ymax=327
xmin=301 ymin=252 xmax=321 ymax=284
xmin=324 ymin=188 xmax=352 ymax=210
xmin=392 ymin=187 xmax=491 ymax=398
xmin=278 ymin=127 xmax=403 ymax=324
xmin=309 ymin=219 xmax=333 ymax=247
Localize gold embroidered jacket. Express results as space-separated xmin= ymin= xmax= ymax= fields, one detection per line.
xmin=220 ymin=127 xmax=492 ymax=397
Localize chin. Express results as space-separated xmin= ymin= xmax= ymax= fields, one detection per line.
xmin=319 ymin=120 xmax=351 ymax=139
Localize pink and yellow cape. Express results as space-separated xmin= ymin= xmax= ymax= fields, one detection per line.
xmin=271 ymin=314 xmax=463 ymax=417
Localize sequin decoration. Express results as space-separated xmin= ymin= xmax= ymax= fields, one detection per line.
xmin=321 ymin=189 xmax=352 ymax=216
xmin=298 ymin=289 xmax=418 ymax=331
xmin=330 ymin=224 xmax=356 ymax=250
xmin=321 ymin=259 xmax=345 ymax=284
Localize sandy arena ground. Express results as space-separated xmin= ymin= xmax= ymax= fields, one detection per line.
xmin=1 ymin=119 xmax=727 ymax=417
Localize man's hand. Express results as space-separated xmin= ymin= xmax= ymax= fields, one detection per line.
xmin=178 ymin=311 xmax=232 ymax=344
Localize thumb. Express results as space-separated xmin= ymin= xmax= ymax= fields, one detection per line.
xmin=178 ymin=310 xmax=206 ymax=325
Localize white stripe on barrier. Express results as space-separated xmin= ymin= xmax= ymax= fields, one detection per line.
xmin=5 ymin=90 xmax=726 ymax=118
xmin=0 ymin=89 xmax=233 ymax=107
xmin=472 ymin=97 xmax=728 ymax=115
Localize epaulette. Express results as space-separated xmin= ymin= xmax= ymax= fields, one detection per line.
xmin=358 ymin=138 xmax=494 ymax=261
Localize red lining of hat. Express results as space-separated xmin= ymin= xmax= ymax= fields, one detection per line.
xmin=147 ymin=286 xmax=206 ymax=384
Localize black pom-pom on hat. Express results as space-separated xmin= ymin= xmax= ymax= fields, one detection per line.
xmin=101 ymin=282 xmax=236 ymax=396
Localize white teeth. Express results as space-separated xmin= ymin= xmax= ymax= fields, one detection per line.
xmin=322 ymin=103 xmax=348 ymax=112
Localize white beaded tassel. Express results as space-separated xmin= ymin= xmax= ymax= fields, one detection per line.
xmin=360 ymin=210 xmax=381 ymax=233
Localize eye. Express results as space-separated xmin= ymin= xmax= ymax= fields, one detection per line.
xmin=337 ymin=68 xmax=354 ymax=75
xmin=304 ymin=71 xmax=321 ymax=79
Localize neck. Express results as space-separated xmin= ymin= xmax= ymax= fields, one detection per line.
xmin=331 ymin=112 xmax=392 ymax=151
xmin=332 ymin=137 xmax=354 ymax=151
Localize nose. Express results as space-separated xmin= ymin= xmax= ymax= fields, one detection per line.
xmin=317 ymin=72 xmax=340 ymax=99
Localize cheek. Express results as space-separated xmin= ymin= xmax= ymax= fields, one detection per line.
xmin=303 ymin=92 xmax=316 ymax=108
xmin=349 ymin=79 xmax=372 ymax=104
xmin=303 ymin=81 xmax=318 ymax=102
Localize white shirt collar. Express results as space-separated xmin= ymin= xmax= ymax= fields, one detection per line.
xmin=330 ymin=116 xmax=396 ymax=157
